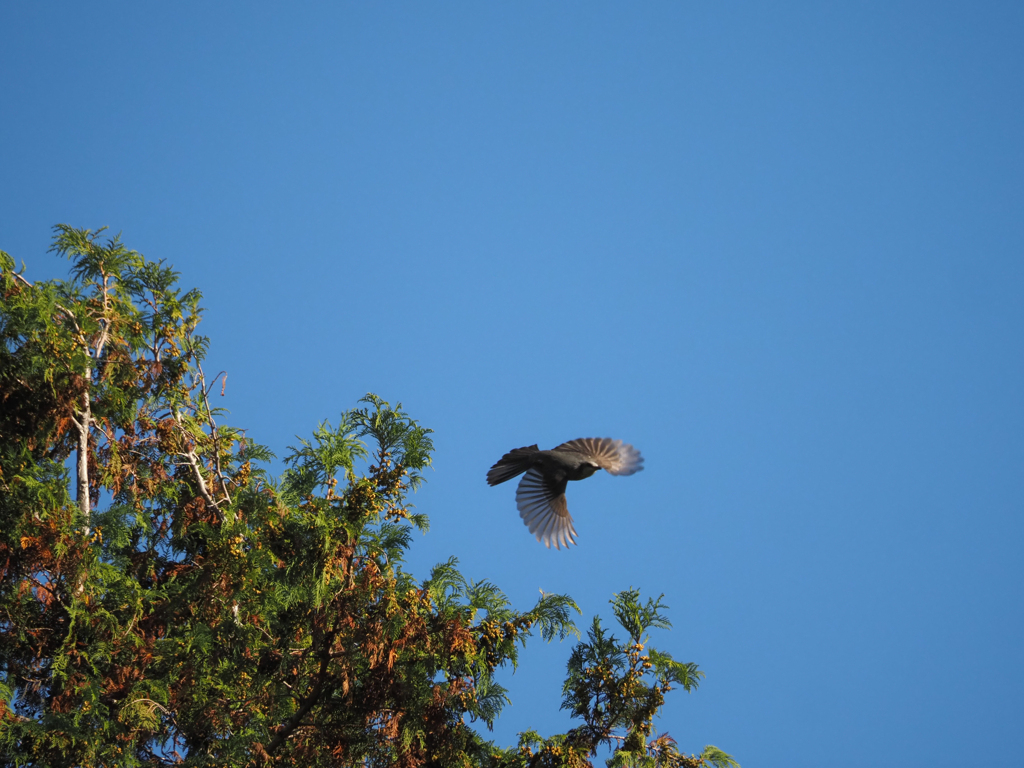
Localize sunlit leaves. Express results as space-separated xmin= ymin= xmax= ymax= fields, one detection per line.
xmin=611 ymin=589 xmax=672 ymax=644
xmin=352 ymin=393 xmax=434 ymax=489
xmin=281 ymin=413 xmax=367 ymax=501
xmin=543 ymin=589 xmax=731 ymax=768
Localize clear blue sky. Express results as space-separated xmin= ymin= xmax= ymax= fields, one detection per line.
xmin=2 ymin=3 xmax=1023 ymax=765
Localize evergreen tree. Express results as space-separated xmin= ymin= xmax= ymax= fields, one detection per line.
xmin=0 ymin=227 xmax=736 ymax=768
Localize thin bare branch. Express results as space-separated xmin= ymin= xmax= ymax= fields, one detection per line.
xmin=181 ymin=444 xmax=220 ymax=513
xmin=196 ymin=363 xmax=232 ymax=508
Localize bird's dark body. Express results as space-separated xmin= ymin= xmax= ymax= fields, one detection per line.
xmin=487 ymin=445 xmax=600 ymax=489
xmin=535 ymin=449 xmax=602 ymax=481
xmin=486 ymin=438 xmax=644 ymax=549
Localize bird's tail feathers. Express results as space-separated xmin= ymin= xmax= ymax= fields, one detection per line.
xmin=486 ymin=445 xmax=540 ymax=486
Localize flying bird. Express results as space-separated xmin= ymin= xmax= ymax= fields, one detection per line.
xmin=487 ymin=438 xmax=644 ymax=549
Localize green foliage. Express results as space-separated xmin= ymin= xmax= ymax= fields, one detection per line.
xmin=0 ymin=228 xmax=735 ymax=768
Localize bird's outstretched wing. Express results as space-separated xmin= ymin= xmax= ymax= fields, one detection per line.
xmin=516 ymin=468 xmax=576 ymax=549
xmin=554 ymin=437 xmax=644 ymax=475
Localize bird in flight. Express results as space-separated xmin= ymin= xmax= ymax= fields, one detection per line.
xmin=487 ymin=438 xmax=644 ymax=549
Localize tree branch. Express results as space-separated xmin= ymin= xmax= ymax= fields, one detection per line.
xmin=196 ymin=364 xmax=232 ymax=507
xmin=263 ymin=645 xmax=334 ymax=757
xmin=173 ymin=411 xmax=225 ymax=519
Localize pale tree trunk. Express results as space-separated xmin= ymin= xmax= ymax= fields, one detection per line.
xmin=76 ymin=367 xmax=92 ymax=535
xmin=76 ymin=276 xmax=109 ymax=535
